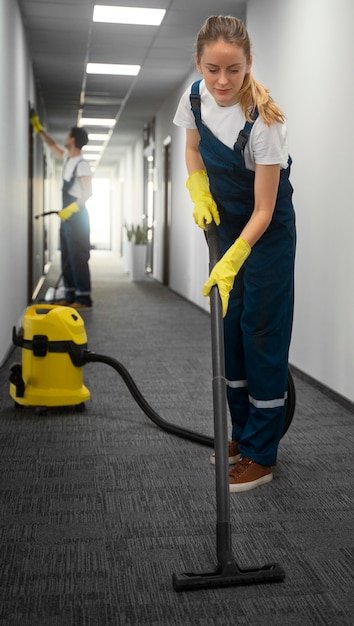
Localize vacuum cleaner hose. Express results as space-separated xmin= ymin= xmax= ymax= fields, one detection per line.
xmin=83 ymin=350 xmax=215 ymax=448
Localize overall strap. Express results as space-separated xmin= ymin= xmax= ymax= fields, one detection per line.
xmin=189 ymin=80 xmax=202 ymax=125
xmin=234 ymin=109 xmax=259 ymax=151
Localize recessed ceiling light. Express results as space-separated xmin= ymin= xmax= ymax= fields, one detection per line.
xmin=80 ymin=118 xmax=116 ymax=127
xmin=93 ymin=5 xmax=166 ymax=26
xmin=84 ymin=153 xmax=102 ymax=161
xmin=88 ymin=133 xmax=111 ymax=141
xmin=83 ymin=145 xmax=104 ymax=152
xmin=86 ymin=62 xmax=140 ymax=76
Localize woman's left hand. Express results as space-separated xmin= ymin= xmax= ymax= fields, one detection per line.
xmin=202 ymin=237 xmax=251 ymax=317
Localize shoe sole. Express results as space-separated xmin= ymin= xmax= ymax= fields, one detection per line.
xmin=229 ymin=472 xmax=273 ymax=493
xmin=210 ymin=452 xmax=241 ymax=466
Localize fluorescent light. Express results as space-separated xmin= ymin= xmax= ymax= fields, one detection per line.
xmin=86 ymin=62 xmax=140 ymax=76
xmin=79 ymin=118 xmax=116 ymax=127
xmin=93 ymin=5 xmax=166 ymax=26
xmin=84 ymin=154 xmax=101 ymax=161
xmin=88 ymin=133 xmax=110 ymax=141
xmin=83 ymin=145 xmax=104 ymax=152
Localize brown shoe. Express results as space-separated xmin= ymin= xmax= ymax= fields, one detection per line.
xmin=210 ymin=440 xmax=240 ymax=466
xmin=54 ymin=300 xmax=71 ymax=306
xmin=229 ymin=458 xmax=273 ymax=493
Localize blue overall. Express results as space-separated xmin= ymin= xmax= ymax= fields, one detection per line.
xmin=60 ymin=159 xmax=91 ymax=306
xmin=190 ymin=80 xmax=296 ymax=466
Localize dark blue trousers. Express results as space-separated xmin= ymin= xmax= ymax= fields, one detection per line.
xmin=223 ymin=222 xmax=295 ymax=466
xmin=60 ymin=208 xmax=91 ymax=305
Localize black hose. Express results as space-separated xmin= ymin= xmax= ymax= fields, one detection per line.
xmin=35 ymin=211 xmax=59 ymax=219
xmin=83 ymin=350 xmax=215 ymax=448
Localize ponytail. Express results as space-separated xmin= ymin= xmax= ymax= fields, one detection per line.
xmin=238 ymin=74 xmax=285 ymax=126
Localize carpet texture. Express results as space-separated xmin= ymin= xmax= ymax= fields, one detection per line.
xmin=0 ymin=251 xmax=353 ymax=626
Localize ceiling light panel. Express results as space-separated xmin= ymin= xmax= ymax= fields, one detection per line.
xmin=84 ymin=154 xmax=102 ymax=161
xmin=80 ymin=118 xmax=116 ymax=127
xmin=88 ymin=134 xmax=111 ymax=141
xmin=93 ymin=6 xmax=166 ymax=26
xmin=87 ymin=62 xmax=140 ymax=76
xmin=83 ymin=145 xmax=104 ymax=151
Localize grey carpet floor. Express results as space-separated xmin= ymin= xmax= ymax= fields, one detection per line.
xmin=0 ymin=251 xmax=353 ymax=626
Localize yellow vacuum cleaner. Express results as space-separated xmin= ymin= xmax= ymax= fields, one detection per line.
xmin=9 ymin=301 xmax=295 ymax=441
xmin=9 ymin=304 xmax=90 ymax=410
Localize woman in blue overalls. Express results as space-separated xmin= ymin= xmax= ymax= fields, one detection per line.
xmin=174 ymin=16 xmax=296 ymax=492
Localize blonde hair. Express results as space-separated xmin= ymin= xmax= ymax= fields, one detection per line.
xmin=195 ymin=16 xmax=285 ymax=126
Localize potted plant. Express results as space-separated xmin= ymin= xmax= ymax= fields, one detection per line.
xmin=124 ymin=223 xmax=149 ymax=281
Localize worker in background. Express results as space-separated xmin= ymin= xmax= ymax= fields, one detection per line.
xmin=31 ymin=110 xmax=93 ymax=309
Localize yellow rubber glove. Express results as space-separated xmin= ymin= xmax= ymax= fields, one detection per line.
xmin=58 ymin=202 xmax=80 ymax=221
xmin=186 ymin=170 xmax=220 ymax=230
xmin=30 ymin=109 xmax=43 ymax=134
xmin=203 ymin=238 xmax=251 ymax=317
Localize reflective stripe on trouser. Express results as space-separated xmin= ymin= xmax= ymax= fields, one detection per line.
xmin=223 ymin=222 xmax=295 ymax=466
xmin=60 ymin=207 xmax=91 ymax=305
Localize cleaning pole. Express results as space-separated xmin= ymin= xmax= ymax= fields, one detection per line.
xmin=172 ymin=221 xmax=285 ymax=591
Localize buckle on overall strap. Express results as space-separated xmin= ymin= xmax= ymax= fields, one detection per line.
xmin=189 ymin=80 xmax=202 ymax=112
xmin=234 ymin=109 xmax=259 ymax=151
xmin=189 ymin=93 xmax=201 ymax=111
xmin=235 ymin=129 xmax=250 ymax=151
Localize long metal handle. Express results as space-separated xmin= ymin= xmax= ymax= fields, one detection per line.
xmin=206 ymin=222 xmax=232 ymax=560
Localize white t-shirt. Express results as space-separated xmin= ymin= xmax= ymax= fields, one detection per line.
xmin=173 ymin=80 xmax=289 ymax=171
xmin=63 ymin=155 xmax=92 ymax=200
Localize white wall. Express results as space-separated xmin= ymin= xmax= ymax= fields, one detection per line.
xmin=117 ymin=136 xmax=145 ymax=240
xmin=153 ymin=71 xmax=210 ymax=311
xmin=0 ymin=0 xmax=35 ymax=364
xmin=246 ymin=0 xmax=354 ymax=402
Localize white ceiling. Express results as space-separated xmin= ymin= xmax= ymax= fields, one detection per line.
xmin=19 ymin=0 xmax=246 ymax=169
